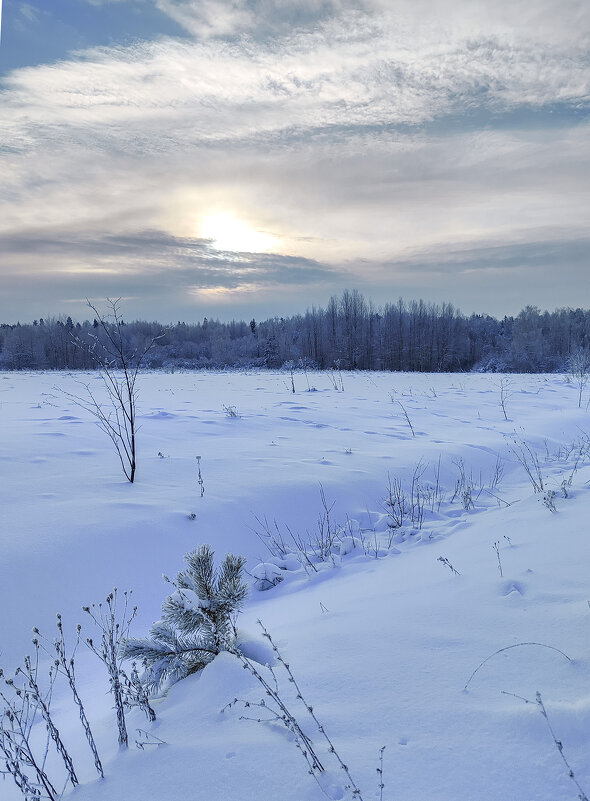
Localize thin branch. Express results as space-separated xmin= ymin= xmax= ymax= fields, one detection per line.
xmin=463 ymin=642 xmax=572 ymax=692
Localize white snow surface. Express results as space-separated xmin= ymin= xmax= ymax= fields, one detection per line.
xmin=2 ymin=369 xmax=590 ymax=801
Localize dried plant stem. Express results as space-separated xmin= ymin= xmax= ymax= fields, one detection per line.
xmin=230 ymin=650 xmax=325 ymax=778
xmin=377 ymin=745 xmax=386 ymax=801
xmin=35 ymin=616 xmax=104 ymax=778
xmin=396 ymin=399 xmax=416 ymax=437
xmin=226 ymin=622 xmax=366 ymax=799
xmin=121 ymin=665 xmax=157 ymax=723
xmin=438 ymin=556 xmax=461 ymax=575
xmin=84 ymin=589 xmax=138 ymax=748
xmin=17 ymin=651 xmax=78 ymax=787
xmin=508 ymin=439 xmax=545 ymax=493
xmin=535 ymin=692 xmax=588 ymax=801
xmin=492 ymin=540 xmax=503 ymax=577
xmin=0 ymin=674 xmax=60 ymax=799
xmin=257 ymin=621 xmax=364 ymax=799
xmin=502 ymin=691 xmax=588 ymax=801
xmin=498 ymin=376 xmax=512 ymax=421
xmin=196 ymin=455 xmax=205 ymax=497
xmin=463 ymin=642 xmax=572 ymax=692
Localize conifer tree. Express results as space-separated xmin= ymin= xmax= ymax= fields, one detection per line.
xmin=121 ymin=545 xmax=247 ymax=693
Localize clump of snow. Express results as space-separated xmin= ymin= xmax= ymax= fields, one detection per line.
xmin=251 ymin=562 xmax=284 ymax=591
xmin=167 ymin=588 xmax=211 ymax=611
xmin=336 ymin=535 xmax=361 ymax=555
xmin=234 ymin=631 xmax=276 ymax=665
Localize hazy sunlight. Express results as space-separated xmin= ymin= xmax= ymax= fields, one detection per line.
xmin=200 ymin=213 xmax=277 ymax=253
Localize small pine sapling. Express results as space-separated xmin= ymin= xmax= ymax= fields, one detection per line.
xmin=121 ymin=545 xmax=247 ymax=693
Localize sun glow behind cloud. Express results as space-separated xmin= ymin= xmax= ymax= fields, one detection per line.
xmin=2 ymin=0 xmax=590 ymax=322
xmin=200 ymin=213 xmax=278 ymax=253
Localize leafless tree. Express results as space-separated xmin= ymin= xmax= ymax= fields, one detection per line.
xmin=72 ymin=298 xmax=163 ymax=483
xmin=568 ymin=347 xmax=590 ymax=408
xmin=497 ymin=375 xmax=512 ymax=421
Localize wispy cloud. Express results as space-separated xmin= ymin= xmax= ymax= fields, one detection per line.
xmin=359 ymin=232 xmax=590 ymax=317
xmin=1 ymin=0 xmax=589 ymax=320
xmin=18 ymin=4 xmax=41 ymax=24
xmin=0 ymin=227 xmax=344 ymax=317
xmin=5 ymin=10 xmax=588 ymax=135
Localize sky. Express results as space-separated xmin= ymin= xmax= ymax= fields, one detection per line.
xmin=1 ymin=0 xmax=589 ymax=324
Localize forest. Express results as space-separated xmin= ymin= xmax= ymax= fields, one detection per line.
xmin=1 ymin=290 xmax=590 ymax=372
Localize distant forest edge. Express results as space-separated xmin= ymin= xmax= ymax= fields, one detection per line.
xmin=2 ymin=291 xmax=590 ymax=373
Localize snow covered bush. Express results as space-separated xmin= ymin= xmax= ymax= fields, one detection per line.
xmin=250 ymin=561 xmax=285 ymax=591
xmin=121 ymin=545 xmax=247 ymax=693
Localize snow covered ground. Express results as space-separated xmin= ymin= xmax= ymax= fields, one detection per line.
xmin=2 ymin=369 xmax=590 ymax=801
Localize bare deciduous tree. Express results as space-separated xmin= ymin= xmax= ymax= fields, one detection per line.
xmin=497 ymin=375 xmax=512 ymax=421
xmin=72 ymin=298 xmax=162 ymax=482
xmin=567 ymin=347 xmax=590 ymax=409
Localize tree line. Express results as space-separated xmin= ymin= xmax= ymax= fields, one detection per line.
xmin=1 ymin=290 xmax=589 ymax=373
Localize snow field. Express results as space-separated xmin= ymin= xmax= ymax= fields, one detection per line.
xmin=1 ymin=369 xmax=590 ymax=800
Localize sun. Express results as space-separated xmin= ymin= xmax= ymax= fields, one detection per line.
xmin=200 ymin=212 xmax=276 ymax=253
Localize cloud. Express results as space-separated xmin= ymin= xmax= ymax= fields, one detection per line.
xmin=384 ymin=233 xmax=590 ymax=276
xmin=19 ymin=4 xmax=42 ymax=24
xmin=3 ymin=2 xmax=588 ymax=144
xmin=0 ymin=227 xmax=342 ymax=286
xmin=1 ymin=0 xmax=589 ymax=321
xmin=352 ymin=232 xmax=590 ymax=317
xmin=153 ymin=0 xmax=349 ymax=39
xmin=153 ymin=0 xmax=590 ymax=54
xmin=0 ymin=225 xmax=348 ymax=322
